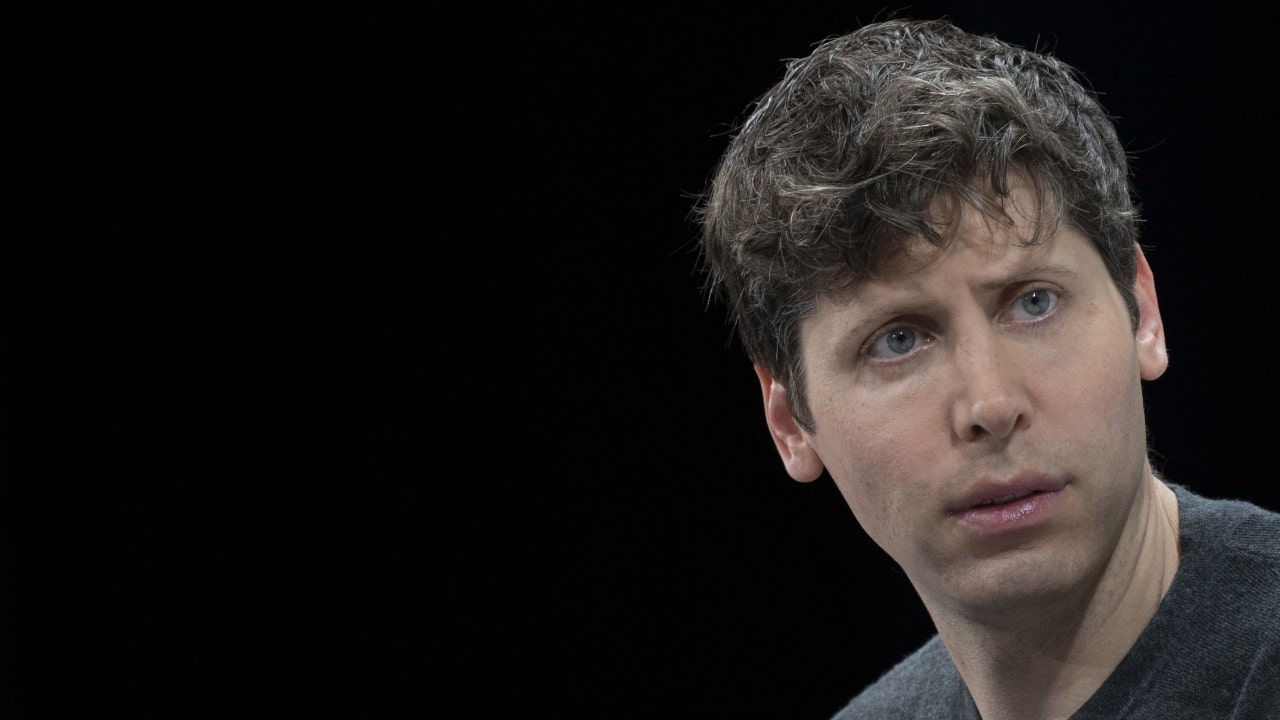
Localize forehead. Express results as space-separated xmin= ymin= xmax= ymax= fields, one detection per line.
xmin=902 ymin=221 xmax=1045 ymax=277
xmin=846 ymin=174 xmax=1063 ymax=291
xmin=834 ymin=230 xmax=1054 ymax=313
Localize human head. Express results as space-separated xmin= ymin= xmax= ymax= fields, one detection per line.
xmin=693 ymin=17 xmax=1141 ymax=432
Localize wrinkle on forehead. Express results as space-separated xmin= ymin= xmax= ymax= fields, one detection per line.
xmin=837 ymin=172 xmax=1061 ymax=300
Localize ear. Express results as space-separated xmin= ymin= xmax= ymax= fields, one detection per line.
xmin=1133 ymin=244 xmax=1168 ymax=381
xmin=753 ymin=363 xmax=825 ymax=482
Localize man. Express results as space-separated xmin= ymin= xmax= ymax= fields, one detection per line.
xmin=693 ymin=17 xmax=1279 ymax=719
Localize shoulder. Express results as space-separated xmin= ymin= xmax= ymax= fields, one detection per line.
xmin=1107 ymin=482 xmax=1280 ymax=715
xmin=829 ymin=635 xmax=975 ymax=720
xmin=1172 ymin=482 xmax=1280 ymax=566
xmin=1168 ymin=483 xmax=1280 ymax=635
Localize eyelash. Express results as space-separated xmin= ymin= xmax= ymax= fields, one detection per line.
xmin=860 ymin=287 xmax=1061 ymax=361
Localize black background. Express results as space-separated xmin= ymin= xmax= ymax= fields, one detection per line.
xmin=6 ymin=3 xmax=1278 ymax=718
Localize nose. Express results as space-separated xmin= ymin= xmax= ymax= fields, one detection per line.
xmin=950 ymin=332 xmax=1030 ymax=443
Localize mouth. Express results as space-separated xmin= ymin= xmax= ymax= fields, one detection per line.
xmin=949 ymin=480 xmax=1066 ymax=532
xmin=975 ymin=490 xmax=1037 ymax=507
xmin=949 ymin=476 xmax=1069 ymax=517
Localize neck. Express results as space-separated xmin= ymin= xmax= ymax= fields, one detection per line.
xmin=930 ymin=473 xmax=1180 ymax=720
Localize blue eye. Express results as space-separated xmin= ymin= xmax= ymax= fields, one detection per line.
xmin=1012 ymin=289 xmax=1057 ymax=319
xmin=869 ymin=326 xmax=919 ymax=357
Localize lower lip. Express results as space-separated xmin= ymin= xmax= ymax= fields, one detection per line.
xmin=951 ymin=489 xmax=1063 ymax=533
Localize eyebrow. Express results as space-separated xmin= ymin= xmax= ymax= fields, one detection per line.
xmin=977 ymin=262 xmax=1081 ymax=292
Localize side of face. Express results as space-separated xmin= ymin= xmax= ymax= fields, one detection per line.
xmin=753 ymin=192 xmax=1168 ymax=613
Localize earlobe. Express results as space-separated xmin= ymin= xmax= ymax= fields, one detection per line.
xmin=754 ymin=364 xmax=825 ymax=482
xmin=1132 ymin=244 xmax=1169 ymax=381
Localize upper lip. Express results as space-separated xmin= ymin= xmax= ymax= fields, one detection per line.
xmin=949 ymin=474 xmax=1067 ymax=514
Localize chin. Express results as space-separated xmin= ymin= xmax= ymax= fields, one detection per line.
xmin=938 ymin=547 xmax=1093 ymax=615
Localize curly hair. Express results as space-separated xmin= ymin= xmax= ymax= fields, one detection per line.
xmin=692 ymin=18 xmax=1141 ymax=431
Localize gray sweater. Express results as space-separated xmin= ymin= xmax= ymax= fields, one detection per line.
xmin=831 ymin=483 xmax=1280 ymax=719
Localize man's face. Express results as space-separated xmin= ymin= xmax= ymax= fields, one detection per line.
xmin=755 ymin=184 xmax=1168 ymax=615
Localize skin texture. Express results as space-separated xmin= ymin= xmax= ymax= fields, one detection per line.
xmin=754 ymin=182 xmax=1178 ymax=719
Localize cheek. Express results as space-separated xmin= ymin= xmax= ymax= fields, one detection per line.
xmin=1062 ymin=298 xmax=1147 ymax=425
xmin=1031 ymin=340 xmax=1150 ymax=509
xmin=1055 ymin=341 xmax=1145 ymax=443
xmin=814 ymin=400 xmax=934 ymax=552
